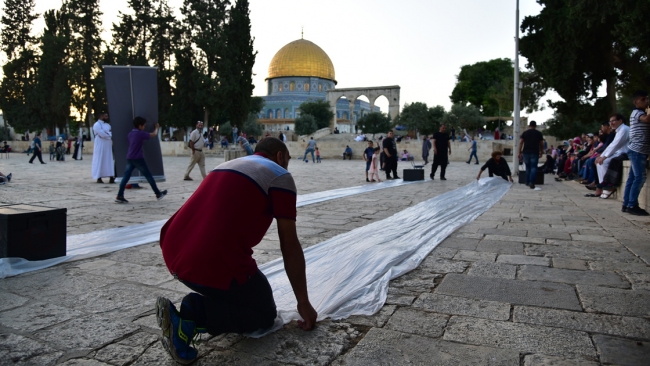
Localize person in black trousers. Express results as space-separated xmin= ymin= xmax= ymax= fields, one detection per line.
xmin=476 ymin=151 xmax=513 ymax=182
xmin=28 ymin=134 xmax=46 ymax=164
xmin=430 ymin=125 xmax=451 ymax=180
xmin=382 ymin=130 xmax=400 ymax=179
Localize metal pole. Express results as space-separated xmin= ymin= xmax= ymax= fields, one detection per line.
xmin=513 ymin=0 xmax=521 ymax=173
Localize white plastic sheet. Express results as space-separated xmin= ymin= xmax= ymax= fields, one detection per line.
xmin=251 ymin=177 xmax=511 ymax=337
xmin=0 ymin=179 xmax=425 ymax=278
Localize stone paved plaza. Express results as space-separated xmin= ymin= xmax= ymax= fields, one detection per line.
xmin=1 ymin=153 xmax=650 ymax=365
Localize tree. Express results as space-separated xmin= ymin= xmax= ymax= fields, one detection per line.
xmin=299 ymin=100 xmax=334 ymax=129
xmin=520 ymin=0 xmax=650 ymax=124
xmin=443 ymin=104 xmax=485 ymax=132
xmin=219 ymin=121 xmax=232 ymax=141
xmin=33 ymin=8 xmax=73 ymax=133
xmin=242 ymin=114 xmax=262 ymax=137
xmin=149 ymin=0 xmax=177 ymax=127
xmin=0 ymin=0 xmax=39 ymax=132
xmin=67 ymin=0 xmax=104 ymax=127
xmin=224 ymin=0 xmax=256 ymax=127
xmin=181 ymin=0 xmax=229 ymax=125
xmin=294 ymin=114 xmax=318 ymax=136
xmin=249 ymin=96 xmax=264 ymax=115
xmin=544 ymin=113 xmax=601 ymax=140
xmin=357 ymin=112 xmax=391 ymax=137
xmin=168 ymin=46 xmax=203 ymax=128
xmin=450 ymin=58 xmax=546 ymax=123
xmin=398 ymin=102 xmax=446 ymax=136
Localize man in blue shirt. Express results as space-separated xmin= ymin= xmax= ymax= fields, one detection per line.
xmin=466 ymin=136 xmax=478 ymax=164
xmin=363 ymin=141 xmax=374 ymax=182
xmin=28 ymin=134 xmax=46 ymax=164
xmin=115 ymin=117 xmax=167 ymax=203
xmin=343 ymin=145 xmax=352 ymax=160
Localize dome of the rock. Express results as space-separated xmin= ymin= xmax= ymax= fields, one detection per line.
xmin=267 ymin=39 xmax=336 ymax=83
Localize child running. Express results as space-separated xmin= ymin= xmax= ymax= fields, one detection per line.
xmin=368 ymin=147 xmax=382 ymax=182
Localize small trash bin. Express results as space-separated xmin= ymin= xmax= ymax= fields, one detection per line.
xmin=0 ymin=204 xmax=67 ymax=261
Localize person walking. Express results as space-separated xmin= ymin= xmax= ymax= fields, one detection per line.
xmin=232 ymin=124 xmax=238 ymax=145
xmin=422 ymin=136 xmax=432 ymax=165
xmin=518 ymin=120 xmax=544 ymax=189
xmin=156 ymin=138 xmax=317 ymax=364
xmin=92 ymin=112 xmax=115 ymax=183
xmin=28 ymin=134 xmax=46 ymax=164
xmin=363 ymin=141 xmax=374 ymax=182
xmin=184 ymin=121 xmax=206 ymax=181
xmin=73 ymin=135 xmax=83 ymax=160
xmin=382 ymin=130 xmax=400 ymax=179
xmin=430 ymin=124 xmax=451 ymax=180
xmin=115 ymin=117 xmax=167 ymax=203
xmin=303 ymin=137 xmax=316 ymax=163
xmin=622 ymin=90 xmax=650 ymax=216
xmin=466 ymin=136 xmax=479 ymax=164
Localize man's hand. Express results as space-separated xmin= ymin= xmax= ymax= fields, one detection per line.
xmin=434 ymin=149 xmax=438 ymax=155
xmin=596 ymin=156 xmax=606 ymax=165
xmin=297 ymin=301 xmax=317 ymax=330
xmin=508 ymin=176 xmax=514 ymax=183
xmin=539 ymin=152 xmax=543 ymax=158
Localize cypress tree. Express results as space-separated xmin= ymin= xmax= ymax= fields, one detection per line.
xmin=66 ymin=0 xmax=103 ymax=127
xmin=150 ymin=0 xmax=177 ymax=127
xmin=224 ymin=0 xmax=256 ymax=127
xmin=180 ymin=0 xmax=229 ymax=125
xmin=33 ymin=8 xmax=73 ymax=133
xmin=0 ymin=0 xmax=39 ymax=133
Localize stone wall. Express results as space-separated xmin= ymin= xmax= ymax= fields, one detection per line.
xmin=615 ymin=161 xmax=650 ymax=211
xmin=285 ymin=139 xmax=515 ymax=162
xmin=7 ymin=140 xmax=225 ymax=157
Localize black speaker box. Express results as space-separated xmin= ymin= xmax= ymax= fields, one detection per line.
xmin=403 ymin=169 xmax=425 ymax=181
xmin=0 ymin=204 xmax=67 ymax=261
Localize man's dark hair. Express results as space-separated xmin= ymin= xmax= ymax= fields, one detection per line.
xmin=529 ymin=120 xmax=537 ymax=126
xmin=632 ymin=90 xmax=648 ymax=99
xmin=255 ymin=137 xmax=288 ymax=157
xmin=388 ymin=129 xmax=393 ymax=133
xmin=611 ymin=113 xmax=625 ymax=122
xmin=602 ymin=120 xmax=611 ymax=127
xmin=133 ymin=116 xmax=146 ymax=128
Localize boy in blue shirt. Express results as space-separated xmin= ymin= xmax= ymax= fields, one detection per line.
xmin=115 ymin=117 xmax=167 ymax=203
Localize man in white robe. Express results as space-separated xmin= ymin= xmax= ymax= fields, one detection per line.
xmin=92 ymin=113 xmax=115 ymax=183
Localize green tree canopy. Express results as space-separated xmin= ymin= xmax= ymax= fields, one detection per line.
xmin=242 ymin=113 xmax=262 ymax=137
xmin=299 ymin=99 xmax=334 ymax=129
xmin=443 ymin=104 xmax=485 ymax=132
xmin=357 ymin=112 xmax=391 ymax=137
xmin=520 ymin=0 xmax=650 ymax=125
xmin=398 ymin=102 xmax=446 ymax=136
xmin=0 ymin=0 xmax=39 ymax=132
xmin=544 ymin=113 xmax=601 ymax=140
xmin=294 ymin=114 xmax=318 ymax=136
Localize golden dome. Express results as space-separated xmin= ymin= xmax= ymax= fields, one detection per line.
xmin=267 ymin=39 xmax=336 ymax=83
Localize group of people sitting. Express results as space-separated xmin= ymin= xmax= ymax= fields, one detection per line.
xmin=542 ymin=91 xmax=649 ymax=215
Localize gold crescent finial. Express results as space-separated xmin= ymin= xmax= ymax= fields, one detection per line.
xmin=301 ymin=26 xmax=304 ymax=39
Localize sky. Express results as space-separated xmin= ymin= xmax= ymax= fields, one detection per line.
xmin=22 ymin=0 xmax=558 ymax=123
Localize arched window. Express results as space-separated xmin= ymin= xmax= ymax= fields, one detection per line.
xmin=275 ymin=109 xmax=282 ymax=119
xmin=278 ymin=83 xmax=283 ymax=92
xmin=290 ymin=81 xmax=295 ymax=91
xmin=295 ymin=108 xmax=301 ymax=118
xmin=304 ymin=83 xmax=310 ymax=91
xmin=318 ymin=84 xmax=322 ymax=92
xmin=284 ymin=108 xmax=290 ymax=118
xmin=267 ymin=109 xmax=273 ymax=119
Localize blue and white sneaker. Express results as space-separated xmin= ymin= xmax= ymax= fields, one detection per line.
xmin=156 ymin=297 xmax=200 ymax=365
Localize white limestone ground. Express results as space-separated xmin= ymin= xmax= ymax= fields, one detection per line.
xmin=1 ymin=153 xmax=650 ymax=365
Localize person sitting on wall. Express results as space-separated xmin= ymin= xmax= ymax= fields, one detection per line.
xmin=220 ymin=136 xmax=229 ymax=148
xmin=399 ymin=150 xmax=414 ymax=161
xmin=343 ymin=145 xmax=353 ymax=160
xmin=333 ymin=127 xmax=340 ymax=134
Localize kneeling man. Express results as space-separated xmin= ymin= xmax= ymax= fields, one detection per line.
xmin=156 ymin=137 xmax=317 ymax=364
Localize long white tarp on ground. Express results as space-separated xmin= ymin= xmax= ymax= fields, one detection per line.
xmin=0 ymin=178 xmax=424 ymax=278
xmin=252 ymin=178 xmax=511 ymax=336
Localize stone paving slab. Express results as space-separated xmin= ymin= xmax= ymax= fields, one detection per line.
xmin=593 ymin=335 xmax=650 ymax=366
xmin=496 ymin=254 xmax=550 ymax=266
xmin=436 ymin=274 xmax=583 ymax=310
xmin=384 ymin=307 xmax=449 ymax=338
xmin=467 ymin=261 xmax=517 ymax=279
xmin=523 ymin=354 xmax=599 ymax=366
xmin=513 ymin=305 xmax=650 ymax=339
xmin=443 ymin=316 xmax=596 ymax=359
xmin=411 ymin=293 xmax=511 ymax=321
xmin=340 ymin=328 xmax=520 ymax=365
xmin=518 ymin=265 xmax=630 ymax=288
xmin=577 ymin=284 xmax=650 ymax=317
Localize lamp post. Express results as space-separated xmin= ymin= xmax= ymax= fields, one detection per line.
xmin=513 ymin=0 xmax=522 ymax=173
